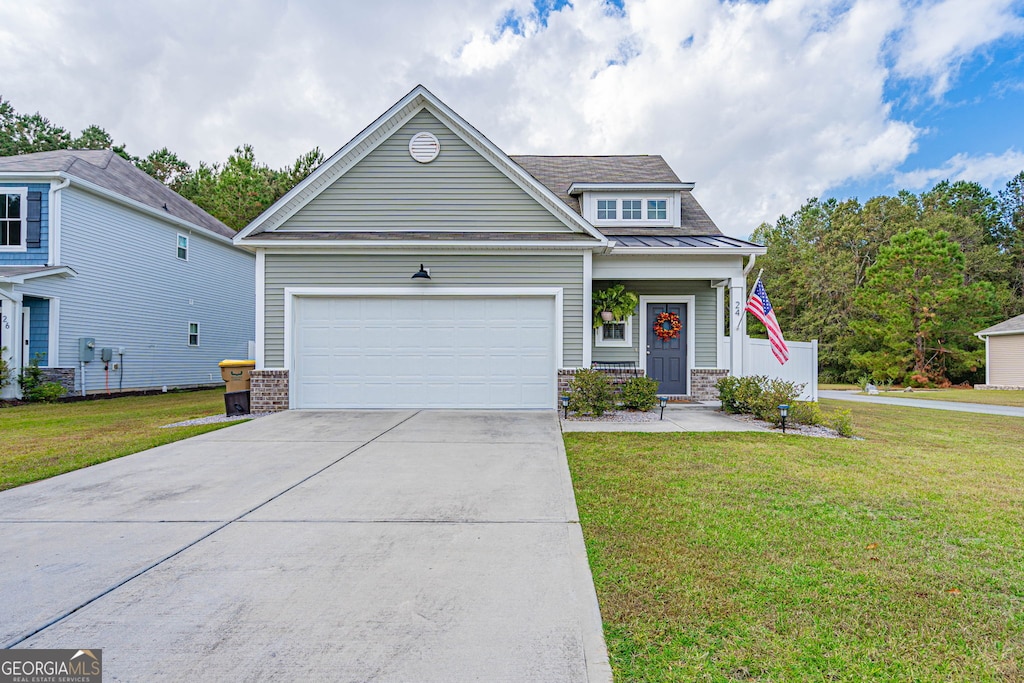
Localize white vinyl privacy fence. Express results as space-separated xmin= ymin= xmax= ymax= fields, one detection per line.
xmin=720 ymin=336 xmax=819 ymax=401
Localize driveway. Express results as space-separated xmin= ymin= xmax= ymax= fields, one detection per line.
xmin=820 ymin=390 xmax=1024 ymax=417
xmin=0 ymin=410 xmax=611 ymax=681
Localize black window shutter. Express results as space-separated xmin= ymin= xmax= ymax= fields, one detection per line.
xmin=26 ymin=191 xmax=42 ymax=248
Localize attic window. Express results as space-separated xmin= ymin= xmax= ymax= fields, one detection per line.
xmin=409 ymin=132 xmax=440 ymax=163
xmin=622 ymin=200 xmax=642 ymax=220
xmin=597 ymin=199 xmax=617 ymax=220
xmin=647 ymin=200 xmax=667 ymax=220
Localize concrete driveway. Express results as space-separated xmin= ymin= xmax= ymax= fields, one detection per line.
xmin=0 ymin=410 xmax=611 ymax=682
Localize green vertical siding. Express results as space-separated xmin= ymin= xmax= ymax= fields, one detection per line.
xmin=264 ymin=252 xmax=584 ymax=368
xmin=592 ymin=279 xmax=719 ymax=367
xmin=279 ymin=110 xmax=572 ymax=233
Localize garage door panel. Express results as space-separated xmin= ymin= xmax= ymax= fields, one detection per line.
xmin=293 ymin=295 xmax=555 ymax=409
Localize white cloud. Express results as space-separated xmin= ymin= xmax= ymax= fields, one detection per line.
xmin=895 ymin=149 xmax=1024 ymax=189
xmin=895 ymin=0 xmax=1024 ymax=98
xmin=0 ymin=0 xmax=1020 ymax=235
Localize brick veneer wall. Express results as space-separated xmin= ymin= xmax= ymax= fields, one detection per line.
xmin=40 ymin=367 xmax=76 ymax=395
xmin=251 ymin=369 xmax=290 ymax=412
xmin=690 ymin=369 xmax=729 ymax=401
xmin=558 ymin=368 xmax=640 ymax=396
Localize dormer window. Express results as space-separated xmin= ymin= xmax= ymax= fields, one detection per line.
xmin=570 ymin=183 xmax=687 ymax=227
xmin=647 ymin=200 xmax=667 ymax=220
xmin=621 ymin=200 xmax=642 ymax=220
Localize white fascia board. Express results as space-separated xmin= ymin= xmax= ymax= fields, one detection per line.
xmin=975 ymin=329 xmax=1024 ymax=338
xmin=236 ymin=239 xmax=600 ymax=250
xmin=58 ymin=174 xmax=236 ymax=246
xmin=235 ymin=84 xmax=608 ymax=245
xmin=606 ymin=246 xmax=767 ymax=256
xmin=0 ymin=266 xmax=78 ymax=284
xmin=568 ymin=182 xmax=695 ymax=195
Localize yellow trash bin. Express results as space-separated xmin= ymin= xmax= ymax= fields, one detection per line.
xmin=219 ymin=359 xmax=256 ymax=393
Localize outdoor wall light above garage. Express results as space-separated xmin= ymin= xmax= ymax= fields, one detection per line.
xmin=411 ymin=264 xmax=431 ymax=280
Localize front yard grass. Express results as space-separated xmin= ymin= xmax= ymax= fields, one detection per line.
xmin=867 ymin=388 xmax=1024 ymax=407
xmin=0 ymin=389 xmax=242 ymax=491
xmin=566 ymin=401 xmax=1024 ymax=681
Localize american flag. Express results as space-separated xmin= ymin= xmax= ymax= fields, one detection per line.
xmin=745 ymin=278 xmax=789 ymax=364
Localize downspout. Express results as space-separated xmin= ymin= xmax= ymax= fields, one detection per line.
xmin=742 ymin=253 xmax=757 ymax=277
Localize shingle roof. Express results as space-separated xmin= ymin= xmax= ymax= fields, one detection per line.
xmin=510 ymin=155 xmax=722 ymax=236
xmin=0 ymin=150 xmax=233 ymax=238
xmin=977 ymin=313 xmax=1024 ymax=336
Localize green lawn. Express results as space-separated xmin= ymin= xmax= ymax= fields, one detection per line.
xmin=565 ymin=401 xmax=1024 ymax=681
xmin=866 ymin=388 xmax=1024 ymax=407
xmin=0 ymin=389 xmax=245 ymax=491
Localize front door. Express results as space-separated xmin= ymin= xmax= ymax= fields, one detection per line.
xmin=646 ymin=302 xmax=687 ymax=394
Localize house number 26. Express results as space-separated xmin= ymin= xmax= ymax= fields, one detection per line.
xmin=1 ymin=313 xmax=9 ymax=330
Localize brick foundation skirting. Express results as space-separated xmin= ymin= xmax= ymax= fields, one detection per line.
xmin=558 ymin=367 xmax=730 ymax=401
xmin=250 ymin=369 xmax=290 ymax=412
xmin=975 ymin=384 xmax=1024 ymax=391
xmin=40 ymin=367 xmax=76 ymax=395
xmin=558 ymin=367 xmax=641 ymax=396
xmin=690 ymin=369 xmax=729 ymax=401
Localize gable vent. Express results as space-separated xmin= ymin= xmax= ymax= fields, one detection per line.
xmin=409 ymin=132 xmax=441 ymax=163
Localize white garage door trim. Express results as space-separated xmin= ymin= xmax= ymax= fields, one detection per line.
xmin=284 ymin=287 xmax=564 ymax=409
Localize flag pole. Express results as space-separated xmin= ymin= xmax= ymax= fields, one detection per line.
xmin=735 ymin=268 xmax=764 ymax=331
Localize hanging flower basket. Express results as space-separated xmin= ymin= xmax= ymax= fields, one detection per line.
xmin=653 ymin=312 xmax=682 ymax=341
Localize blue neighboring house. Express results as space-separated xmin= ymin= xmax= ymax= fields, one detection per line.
xmin=0 ymin=150 xmax=254 ymax=399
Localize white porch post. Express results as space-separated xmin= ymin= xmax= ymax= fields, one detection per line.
xmin=0 ymin=290 xmax=22 ymax=399
xmin=729 ymin=277 xmax=746 ymax=377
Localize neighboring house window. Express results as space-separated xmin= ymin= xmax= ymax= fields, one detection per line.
xmin=597 ymin=199 xmax=617 ymax=220
xmin=188 ymin=322 xmax=200 ymax=346
xmin=595 ymin=318 xmax=632 ymax=347
xmin=0 ymin=189 xmax=26 ymax=250
xmin=647 ymin=199 xmax=667 ymax=220
xmin=177 ymin=234 xmax=189 ymax=260
xmin=622 ymin=199 xmax=642 ymax=220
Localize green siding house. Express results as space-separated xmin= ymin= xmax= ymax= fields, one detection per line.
xmin=234 ymin=86 xmax=765 ymax=410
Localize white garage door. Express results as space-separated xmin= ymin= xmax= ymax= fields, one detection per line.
xmin=292 ymin=295 xmax=556 ymax=409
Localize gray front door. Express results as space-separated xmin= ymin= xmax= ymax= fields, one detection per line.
xmin=646 ymin=303 xmax=687 ymax=395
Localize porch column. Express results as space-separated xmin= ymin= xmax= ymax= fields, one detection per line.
xmin=0 ymin=290 xmax=22 ymax=399
xmin=729 ymin=277 xmax=745 ymax=377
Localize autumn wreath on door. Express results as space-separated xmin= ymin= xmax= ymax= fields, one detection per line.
xmin=653 ymin=312 xmax=682 ymax=341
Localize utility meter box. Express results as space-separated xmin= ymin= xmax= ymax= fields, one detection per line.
xmin=78 ymin=337 xmax=95 ymax=362
xmin=101 ymin=347 xmax=114 ymax=362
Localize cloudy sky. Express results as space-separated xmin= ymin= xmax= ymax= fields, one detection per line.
xmin=1 ymin=0 xmax=1022 ymax=236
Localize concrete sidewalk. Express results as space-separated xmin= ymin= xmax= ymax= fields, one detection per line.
xmin=820 ymin=390 xmax=1024 ymax=417
xmin=560 ymin=405 xmax=768 ymax=432
xmin=1 ymin=410 xmax=611 ymax=682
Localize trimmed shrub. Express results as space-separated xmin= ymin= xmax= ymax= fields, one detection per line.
xmin=619 ymin=376 xmax=660 ymax=411
xmin=18 ymin=354 xmax=67 ymax=403
xmin=717 ymin=375 xmax=803 ymax=423
xmin=567 ymin=368 xmax=614 ymax=417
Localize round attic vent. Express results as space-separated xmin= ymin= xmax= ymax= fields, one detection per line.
xmin=409 ymin=132 xmax=440 ymax=163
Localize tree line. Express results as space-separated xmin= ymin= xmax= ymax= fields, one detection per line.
xmin=751 ymin=177 xmax=1024 ymax=386
xmin=0 ymin=97 xmax=323 ymax=231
